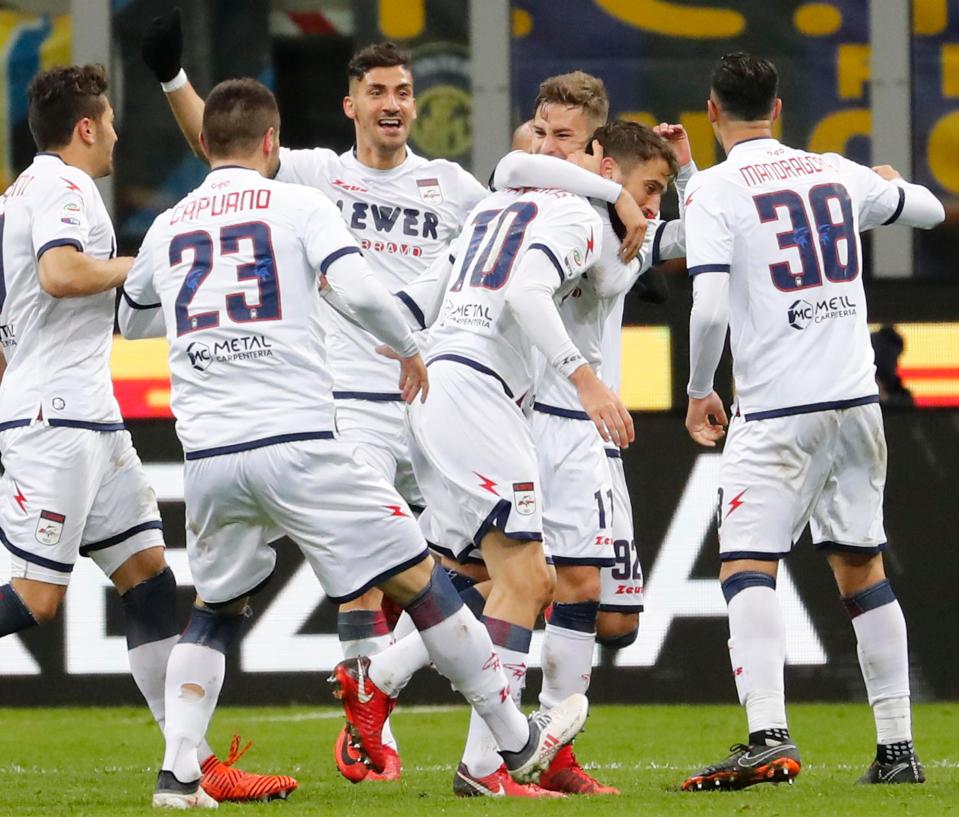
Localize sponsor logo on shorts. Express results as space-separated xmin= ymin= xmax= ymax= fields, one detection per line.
xmin=512 ymin=481 xmax=536 ymax=516
xmin=787 ymin=295 xmax=856 ymax=331
xmin=187 ymin=335 xmax=273 ymax=371
xmin=35 ymin=510 xmax=65 ymax=546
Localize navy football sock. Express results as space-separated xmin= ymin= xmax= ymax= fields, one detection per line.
xmin=0 ymin=583 xmax=38 ymax=636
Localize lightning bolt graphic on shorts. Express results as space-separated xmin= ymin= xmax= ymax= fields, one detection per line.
xmin=385 ymin=505 xmax=408 ymax=517
xmin=13 ymin=483 xmax=27 ymax=513
xmin=473 ymin=472 xmax=499 ymax=496
xmin=725 ymin=488 xmax=747 ymax=519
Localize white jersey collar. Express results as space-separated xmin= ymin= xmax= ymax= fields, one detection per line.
xmin=727 ymin=136 xmax=780 ymax=156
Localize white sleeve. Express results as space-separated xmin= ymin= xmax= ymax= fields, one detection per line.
xmin=682 ymin=175 xmax=734 ymax=277
xmin=323 ymin=250 xmax=418 ymax=358
xmin=32 ymin=175 xmax=93 ymax=260
xmin=887 ymin=179 xmax=945 ymax=229
xmin=491 ymin=151 xmax=623 ymax=203
xmin=119 ymin=227 xmax=165 ymax=339
xmin=505 ymin=250 xmax=585 ymax=379
xmin=275 ymin=146 xmax=339 ymax=189
xmin=394 ymin=247 xmax=457 ymax=330
xmin=687 ymin=272 xmax=730 ymax=398
xmin=590 ymin=215 xmax=641 ymax=299
xmin=454 ymin=168 xmax=488 ymax=216
xmin=836 ymin=155 xmax=945 ymax=231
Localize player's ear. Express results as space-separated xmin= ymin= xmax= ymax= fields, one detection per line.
xmin=600 ymin=155 xmax=617 ymax=180
xmin=706 ymin=98 xmax=719 ymax=124
xmin=343 ymin=95 xmax=356 ymax=121
xmin=198 ymin=131 xmax=211 ymax=162
xmin=771 ymin=98 xmax=783 ymax=122
xmin=76 ymin=117 xmax=96 ymax=146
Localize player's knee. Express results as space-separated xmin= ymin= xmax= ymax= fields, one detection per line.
xmin=528 ymin=561 xmax=555 ymax=611
xmin=553 ymin=565 xmax=601 ymax=604
xmin=596 ymin=611 xmax=639 ymax=649
xmin=120 ymin=566 xmax=179 ymax=649
xmin=10 ymin=579 xmax=65 ymax=624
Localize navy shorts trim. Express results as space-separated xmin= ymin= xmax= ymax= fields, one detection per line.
xmin=881 ymin=186 xmax=906 ymax=226
xmin=332 ymin=391 xmax=403 ymax=402
xmin=0 ymin=525 xmax=74 ymax=573
xmin=473 ymin=498 xmax=542 ymax=548
xmin=529 ymin=243 xmax=565 ymax=285
xmin=651 ymin=221 xmax=667 ymax=266
xmin=688 ymin=263 xmax=730 ymax=277
xmin=320 ymin=245 xmax=362 ymax=274
xmin=814 ymin=540 xmax=886 ymax=556
xmin=428 ymin=354 xmax=514 ymax=399
xmin=744 ymin=394 xmax=879 ymax=422
xmin=720 ymin=550 xmax=788 ymax=562
xmin=48 ymin=419 xmax=126 ymax=432
xmin=598 ymin=603 xmax=644 ymax=614
xmin=185 ymin=431 xmax=334 ymax=460
xmin=0 ymin=419 xmax=32 ymax=432
xmin=121 ymin=288 xmax=161 ymax=310
xmin=394 ymin=290 xmax=426 ymax=330
xmin=550 ymin=555 xmax=616 ymax=567
xmin=79 ymin=520 xmax=164 ymax=556
xmin=604 ymin=448 xmax=622 ymax=460
xmin=328 ymin=548 xmax=432 ymax=604
xmin=36 ymin=238 xmax=83 ymax=261
xmin=428 ymin=541 xmax=487 ymax=567
xmin=533 ymin=402 xmax=590 ymax=421
xmin=203 ymin=565 xmax=277 ymax=609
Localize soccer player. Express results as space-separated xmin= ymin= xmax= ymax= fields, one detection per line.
xmin=119 ymin=77 xmax=589 ymax=809
xmin=0 ymin=64 xmax=294 ymax=805
xmin=680 ymin=53 xmax=944 ymax=791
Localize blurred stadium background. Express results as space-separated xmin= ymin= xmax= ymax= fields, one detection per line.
xmin=0 ymin=0 xmax=956 ymax=707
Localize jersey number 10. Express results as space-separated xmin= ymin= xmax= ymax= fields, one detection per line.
xmin=450 ymin=201 xmax=538 ymax=293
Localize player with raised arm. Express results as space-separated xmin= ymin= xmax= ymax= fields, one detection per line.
xmin=680 ymin=53 xmax=944 ymax=792
xmin=0 ymin=64 xmax=294 ymax=805
xmin=119 ymin=78 xmax=589 ymax=809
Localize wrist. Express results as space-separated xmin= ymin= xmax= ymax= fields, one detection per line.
xmin=161 ymin=68 xmax=188 ymax=93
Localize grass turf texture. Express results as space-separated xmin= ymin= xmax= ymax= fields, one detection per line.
xmin=0 ymin=703 xmax=956 ymax=815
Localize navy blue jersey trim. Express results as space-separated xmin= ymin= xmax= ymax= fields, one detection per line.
xmin=688 ymin=263 xmax=731 ymax=277
xmin=0 ymin=420 xmax=32 ymax=432
xmin=598 ymin=603 xmax=644 ymax=614
xmin=320 ymin=245 xmax=362 ymax=274
xmin=604 ymin=448 xmax=622 ymax=460
xmin=328 ymin=548 xmax=432 ymax=604
xmin=815 ymin=540 xmax=886 ymax=555
xmin=881 ymin=186 xmax=906 ymax=226
xmin=651 ymin=221 xmax=667 ymax=266
xmin=36 ymin=151 xmax=67 ymax=163
xmin=0 ymin=526 xmax=73 ymax=573
xmin=185 ymin=430 xmax=334 ymax=460
xmin=720 ymin=550 xmax=788 ymax=562
xmin=428 ymin=354 xmax=514 ymax=399
xmin=48 ymin=419 xmax=125 ymax=431
xmin=533 ymin=402 xmax=590 ymax=421
xmin=207 ymin=165 xmax=259 ymax=174
xmin=79 ymin=520 xmax=164 ymax=556
xmin=36 ymin=238 xmax=82 ymax=261
xmin=121 ymin=288 xmax=161 ymax=310
xmin=550 ymin=555 xmax=616 ymax=567
xmin=529 ymin=243 xmax=565 ymax=285
xmin=730 ymin=136 xmax=778 ymax=150
xmin=744 ymin=394 xmax=879 ymax=422
xmin=332 ymin=391 xmax=404 ymax=402
xmin=394 ymin=290 xmax=426 ymax=330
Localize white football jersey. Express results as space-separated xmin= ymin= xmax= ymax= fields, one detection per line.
xmin=0 ymin=153 xmax=121 ymax=429
xmin=426 ymin=187 xmax=602 ymax=399
xmin=125 ymin=167 xmax=363 ymax=457
xmin=684 ymin=138 xmax=906 ymax=420
xmin=276 ymin=146 xmax=485 ymax=396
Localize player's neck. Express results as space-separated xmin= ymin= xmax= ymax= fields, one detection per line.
xmin=47 ymin=144 xmax=98 ymax=179
xmin=354 ymin=141 xmax=407 ymax=171
xmin=721 ymin=123 xmax=774 ymax=156
xmin=209 ymin=157 xmax=268 ymax=176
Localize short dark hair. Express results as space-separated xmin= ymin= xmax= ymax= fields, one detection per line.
xmin=591 ymin=120 xmax=679 ymax=180
xmin=202 ymin=78 xmax=279 ymax=158
xmin=710 ymin=52 xmax=778 ymax=121
xmin=534 ymin=71 xmax=609 ymax=130
xmin=347 ymin=42 xmax=411 ymax=83
xmin=27 ymin=64 xmax=108 ymax=151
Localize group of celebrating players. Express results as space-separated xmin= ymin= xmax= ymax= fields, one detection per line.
xmin=0 ymin=6 xmax=944 ymax=809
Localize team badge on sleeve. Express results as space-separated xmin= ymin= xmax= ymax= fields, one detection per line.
xmin=35 ymin=510 xmax=65 ymax=545
xmin=416 ymin=178 xmax=443 ymax=204
xmin=512 ymin=482 xmax=537 ymax=516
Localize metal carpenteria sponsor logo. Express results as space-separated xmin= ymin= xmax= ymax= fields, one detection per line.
xmin=788 ymin=296 xmax=856 ymax=331
xmin=187 ymin=335 xmax=273 ymax=371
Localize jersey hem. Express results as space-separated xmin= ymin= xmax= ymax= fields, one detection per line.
xmin=184 ymin=430 xmax=334 ymax=460
xmin=427 ymin=354 xmax=515 ymax=399
xmin=332 ymin=391 xmax=404 ymax=402
xmin=532 ymin=401 xmax=589 ymax=421
xmin=743 ymin=394 xmax=879 ymax=421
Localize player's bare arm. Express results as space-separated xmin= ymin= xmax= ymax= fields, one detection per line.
xmin=570 ymin=363 xmax=635 ymax=448
xmin=38 ymin=246 xmax=132 ymax=297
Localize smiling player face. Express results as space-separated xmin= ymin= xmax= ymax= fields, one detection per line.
xmin=616 ymin=156 xmax=670 ymax=218
xmin=531 ymin=103 xmax=596 ymax=159
xmin=344 ymin=65 xmax=417 ymax=157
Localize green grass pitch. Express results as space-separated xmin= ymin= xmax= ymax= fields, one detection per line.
xmin=1 ymin=703 xmax=956 ymax=815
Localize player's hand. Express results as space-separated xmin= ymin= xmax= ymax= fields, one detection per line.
xmin=653 ymin=122 xmax=692 ymax=167
xmin=377 ymin=345 xmax=430 ymax=403
xmin=613 ymin=188 xmax=647 ymax=264
xmin=568 ymin=139 xmax=604 ymax=175
xmin=571 ymin=365 xmax=635 ymax=449
xmin=685 ymin=391 xmax=728 ymax=447
xmin=141 ymin=7 xmax=183 ymax=83
xmin=872 ymin=164 xmax=903 ymax=182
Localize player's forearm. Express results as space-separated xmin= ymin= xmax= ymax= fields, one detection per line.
xmin=164 ymin=80 xmax=206 ymax=161
xmin=492 ymin=151 xmax=622 ymax=202
xmin=38 ymin=248 xmax=131 ymax=298
xmin=687 ymin=272 xmax=730 ymax=398
xmin=892 ymin=180 xmax=945 ymax=229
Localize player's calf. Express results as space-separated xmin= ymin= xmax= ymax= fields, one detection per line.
xmin=0 ymin=582 xmax=41 ymax=634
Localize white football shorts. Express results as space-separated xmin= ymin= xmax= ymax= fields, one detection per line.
xmin=334 ymin=397 xmax=424 ymax=508
xmin=717 ymin=402 xmax=887 ymax=560
xmin=0 ymin=425 xmax=163 ymax=586
xmin=183 ymin=438 xmax=428 ymax=605
xmin=408 ymin=359 xmax=543 ymax=564
xmin=530 ymin=406 xmax=614 ymax=566
xmin=600 ymin=448 xmax=645 ymax=612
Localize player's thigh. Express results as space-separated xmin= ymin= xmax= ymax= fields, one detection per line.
xmin=0 ymin=426 xmax=102 ymax=586
xmin=717 ymin=412 xmax=834 ymax=560
xmin=81 ymin=431 xmax=165 ymax=580
xmin=531 ymin=411 xmax=614 ymax=569
xmin=600 ymin=452 xmax=645 ymax=612
xmin=253 ymin=440 xmax=429 ymax=605
xmin=183 ymin=453 xmax=277 ymax=605
xmin=810 ymin=403 xmax=887 ymax=553
xmin=407 ymin=363 xmax=542 ymax=560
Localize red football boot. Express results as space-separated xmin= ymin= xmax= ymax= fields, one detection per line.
xmin=453 ymin=762 xmax=566 ymax=798
xmin=329 ymin=656 xmax=396 ymax=773
xmin=200 ymin=734 xmax=299 ymax=802
xmin=538 ymin=744 xmax=620 ymax=795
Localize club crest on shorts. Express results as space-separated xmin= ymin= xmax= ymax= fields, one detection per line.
xmin=512 ymin=482 xmax=536 ymax=516
xmin=35 ymin=510 xmax=65 ymax=546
